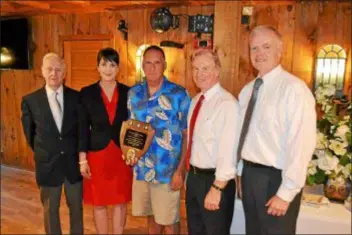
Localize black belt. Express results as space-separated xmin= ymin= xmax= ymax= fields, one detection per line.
xmin=190 ymin=165 xmax=215 ymax=175
xmin=243 ymin=160 xmax=278 ymax=170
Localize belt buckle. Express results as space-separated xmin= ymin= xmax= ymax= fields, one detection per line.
xmin=193 ymin=166 xmax=197 ymax=174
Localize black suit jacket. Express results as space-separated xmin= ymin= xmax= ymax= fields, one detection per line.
xmin=21 ymin=86 xmax=82 ymax=187
xmin=78 ymin=81 xmax=129 ymax=152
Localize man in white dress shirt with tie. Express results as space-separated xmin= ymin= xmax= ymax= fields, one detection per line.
xmin=236 ymin=25 xmax=316 ymax=234
xmin=21 ymin=53 xmax=83 ymax=234
xmin=185 ymin=49 xmax=239 ymax=235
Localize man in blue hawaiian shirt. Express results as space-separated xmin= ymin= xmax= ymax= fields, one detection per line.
xmin=128 ymin=45 xmax=191 ymax=234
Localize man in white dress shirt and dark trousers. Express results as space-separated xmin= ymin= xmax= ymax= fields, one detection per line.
xmin=21 ymin=53 xmax=83 ymax=234
xmin=237 ymin=26 xmax=317 ymax=234
xmin=185 ymin=49 xmax=239 ymax=235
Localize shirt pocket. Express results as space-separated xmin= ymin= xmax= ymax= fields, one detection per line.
xmin=195 ymin=115 xmax=213 ymax=143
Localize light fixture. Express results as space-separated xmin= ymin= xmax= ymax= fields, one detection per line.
xmin=117 ymin=20 xmax=128 ymax=40
xmin=315 ymin=44 xmax=347 ymax=95
xmin=0 ymin=47 xmax=15 ymax=67
xmin=241 ymin=6 xmax=253 ymax=25
xmin=150 ymin=8 xmax=179 ymax=33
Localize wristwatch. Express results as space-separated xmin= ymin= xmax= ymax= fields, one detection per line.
xmin=211 ymin=183 xmax=224 ymax=192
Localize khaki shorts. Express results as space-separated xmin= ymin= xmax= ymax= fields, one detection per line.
xmin=132 ymin=178 xmax=180 ymax=225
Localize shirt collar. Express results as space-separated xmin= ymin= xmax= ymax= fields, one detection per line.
xmin=144 ymin=76 xmax=169 ymax=100
xmin=45 ymin=85 xmax=63 ymax=97
xmin=202 ymin=82 xmax=221 ymax=101
xmin=259 ymin=65 xmax=282 ymax=87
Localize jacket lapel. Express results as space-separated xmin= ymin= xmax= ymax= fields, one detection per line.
xmin=61 ymin=86 xmax=70 ymax=134
xmin=92 ymin=82 xmax=110 ymax=124
xmin=112 ymin=83 xmax=123 ymax=125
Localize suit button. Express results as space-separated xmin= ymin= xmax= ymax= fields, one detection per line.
xmin=59 ymin=136 xmax=62 ymax=140
xmin=61 ymin=151 xmax=64 ymax=155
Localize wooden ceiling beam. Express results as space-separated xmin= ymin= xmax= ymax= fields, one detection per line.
xmin=0 ymin=0 xmax=216 ymax=16
xmin=62 ymin=0 xmax=91 ymax=6
xmin=0 ymin=2 xmax=17 ymax=12
xmin=10 ymin=0 xmax=51 ymax=10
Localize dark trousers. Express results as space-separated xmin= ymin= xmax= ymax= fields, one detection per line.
xmin=186 ymin=170 xmax=236 ymax=235
xmin=40 ymin=179 xmax=83 ymax=234
xmin=242 ymin=160 xmax=302 ymax=235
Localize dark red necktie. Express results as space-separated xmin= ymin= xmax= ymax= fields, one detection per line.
xmin=186 ymin=95 xmax=205 ymax=171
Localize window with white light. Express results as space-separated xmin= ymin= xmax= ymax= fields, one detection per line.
xmin=315 ymin=44 xmax=347 ymax=92
xmin=136 ymin=44 xmax=150 ymax=83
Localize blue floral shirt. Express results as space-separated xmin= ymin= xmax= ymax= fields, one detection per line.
xmin=128 ymin=77 xmax=191 ymax=184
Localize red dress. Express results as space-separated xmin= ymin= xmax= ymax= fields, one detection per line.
xmin=83 ymin=87 xmax=132 ymax=206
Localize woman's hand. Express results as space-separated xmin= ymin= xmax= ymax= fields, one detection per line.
xmin=80 ymin=162 xmax=91 ymax=179
xmin=79 ymin=152 xmax=91 ymax=179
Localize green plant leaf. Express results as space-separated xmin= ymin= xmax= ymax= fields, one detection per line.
xmin=315 ymin=169 xmax=327 ymax=184
xmin=339 ymin=154 xmax=350 ymax=166
xmin=307 ymin=175 xmax=316 ymax=185
xmin=346 ymin=132 xmax=351 ymax=145
xmin=317 ymin=119 xmax=331 ymax=134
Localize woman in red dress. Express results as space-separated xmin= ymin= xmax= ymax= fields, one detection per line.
xmin=78 ymin=48 xmax=132 ymax=234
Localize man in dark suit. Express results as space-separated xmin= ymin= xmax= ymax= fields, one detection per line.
xmin=21 ymin=53 xmax=83 ymax=234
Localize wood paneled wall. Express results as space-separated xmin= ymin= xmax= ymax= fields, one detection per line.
xmin=1 ymin=1 xmax=351 ymax=170
xmin=214 ymin=1 xmax=351 ymax=95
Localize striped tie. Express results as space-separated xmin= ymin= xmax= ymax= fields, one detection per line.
xmin=53 ymin=91 xmax=63 ymax=131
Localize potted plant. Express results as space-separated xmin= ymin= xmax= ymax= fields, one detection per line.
xmin=306 ymin=84 xmax=351 ymax=201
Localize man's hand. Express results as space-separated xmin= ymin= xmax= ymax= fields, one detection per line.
xmin=266 ymin=195 xmax=289 ymax=216
xmin=204 ymin=187 xmax=221 ymax=211
xmin=170 ymin=170 xmax=184 ymax=191
xmin=122 ymin=154 xmax=139 ymax=166
xmin=80 ymin=162 xmax=91 ymax=179
xmin=236 ymin=175 xmax=242 ymax=199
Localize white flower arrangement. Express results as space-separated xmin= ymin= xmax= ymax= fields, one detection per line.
xmin=307 ymin=84 xmax=352 ymax=185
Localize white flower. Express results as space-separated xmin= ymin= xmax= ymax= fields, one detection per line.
xmin=329 ymin=139 xmax=348 ymax=156
xmin=307 ymin=160 xmax=318 ymax=175
xmin=342 ymin=164 xmax=352 ymax=179
xmin=315 ymin=92 xmax=325 ymax=105
xmin=335 ymin=125 xmax=350 ymax=140
xmin=314 ymin=149 xmax=326 ymax=159
xmin=309 ymin=159 xmax=318 ymax=167
xmin=316 ymin=132 xmax=327 ymax=149
xmin=323 ymin=104 xmax=333 ymax=113
xmin=333 ymin=164 xmax=344 ymax=175
xmin=308 ymin=166 xmax=317 ymax=175
xmin=323 ymin=85 xmax=336 ymax=97
xmin=317 ymin=155 xmax=339 ymax=173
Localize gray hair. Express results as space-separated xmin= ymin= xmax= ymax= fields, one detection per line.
xmin=42 ymin=53 xmax=66 ymax=70
xmin=191 ymin=49 xmax=222 ymax=70
xmin=249 ymin=25 xmax=283 ymax=46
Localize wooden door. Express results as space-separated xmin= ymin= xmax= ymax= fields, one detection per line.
xmin=62 ymin=35 xmax=113 ymax=91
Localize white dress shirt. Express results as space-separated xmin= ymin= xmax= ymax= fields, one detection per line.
xmin=188 ymin=83 xmax=240 ymax=181
xmin=45 ymin=85 xmax=64 ymax=132
xmin=237 ymin=65 xmax=316 ymax=202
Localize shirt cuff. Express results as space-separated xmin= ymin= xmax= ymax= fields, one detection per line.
xmin=276 ymin=185 xmax=298 ymax=202
xmin=215 ymin=170 xmax=235 ymax=181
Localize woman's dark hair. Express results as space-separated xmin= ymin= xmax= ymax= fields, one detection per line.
xmin=97 ymin=47 xmax=120 ymax=66
xmin=143 ymin=45 xmax=165 ymax=60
